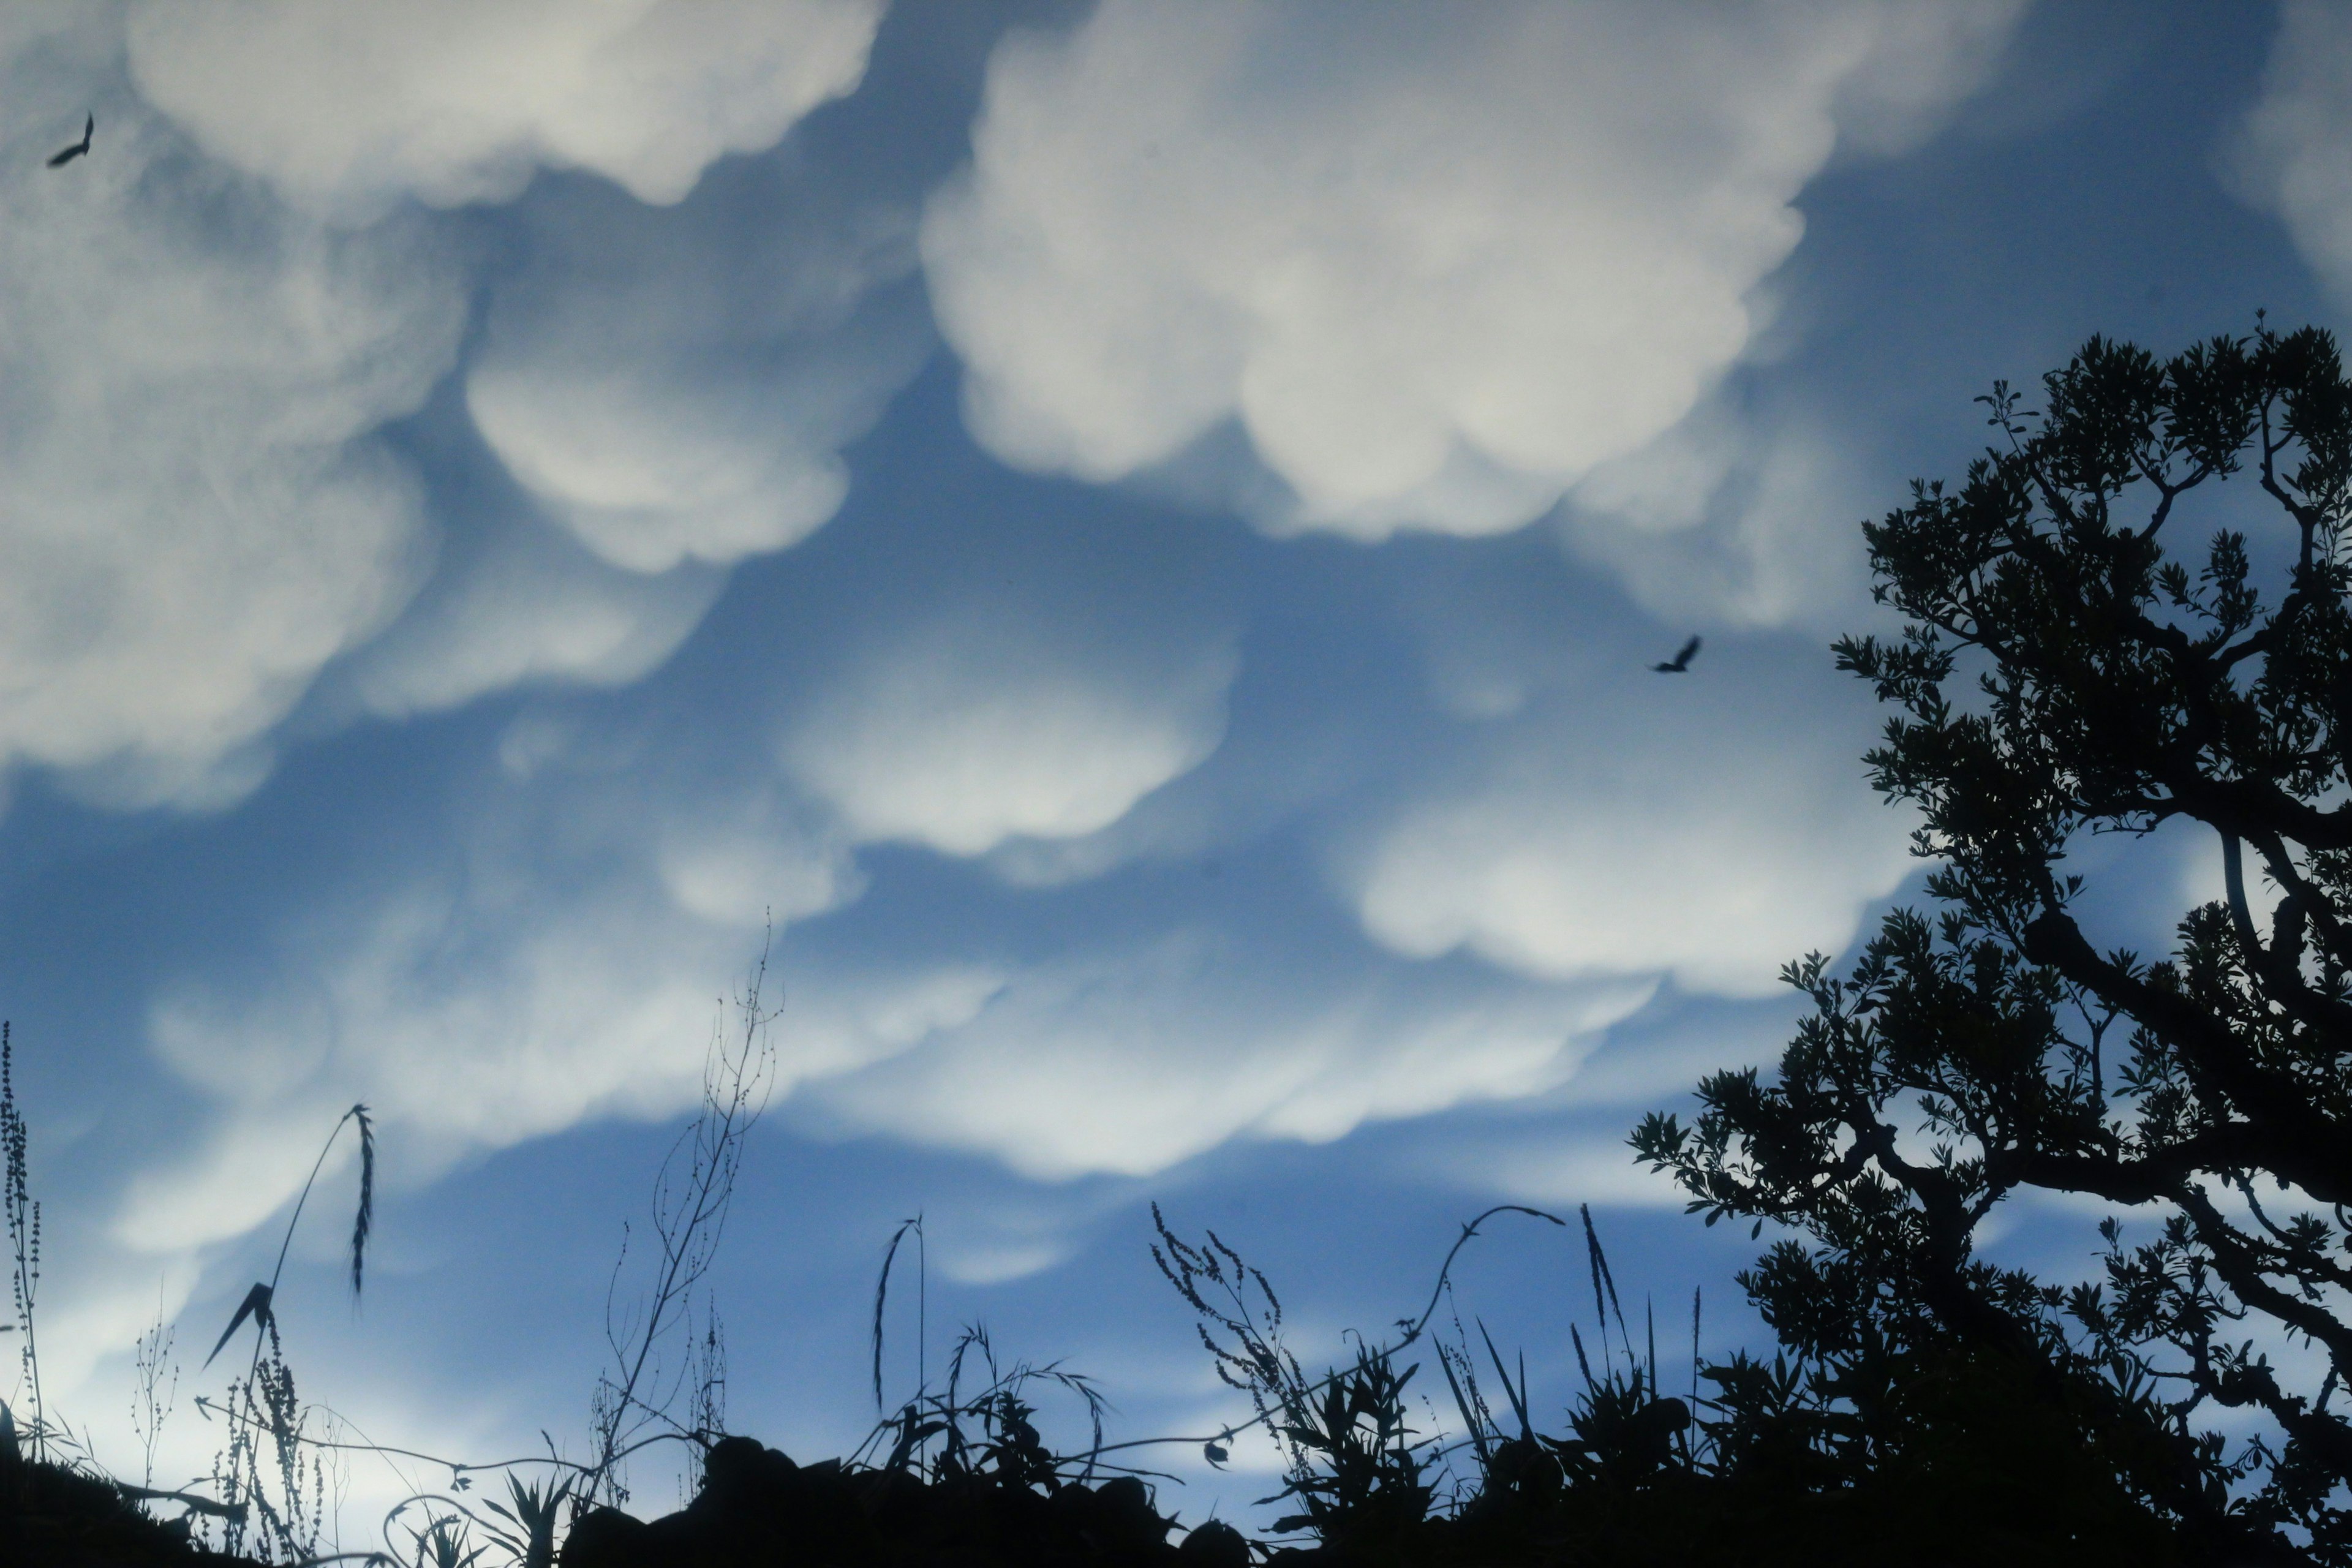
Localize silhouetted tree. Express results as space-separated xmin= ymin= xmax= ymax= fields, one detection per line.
xmin=1636 ymin=322 xmax=2352 ymax=1564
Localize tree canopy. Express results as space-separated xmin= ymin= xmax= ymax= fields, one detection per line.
xmin=1637 ymin=321 xmax=2352 ymax=1564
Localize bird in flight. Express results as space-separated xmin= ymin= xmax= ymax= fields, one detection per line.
xmin=1651 ymin=635 xmax=1702 ymax=673
xmin=46 ymin=114 xmax=91 ymax=168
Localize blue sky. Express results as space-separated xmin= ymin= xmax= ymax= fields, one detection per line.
xmin=5 ymin=0 xmax=2351 ymax=1542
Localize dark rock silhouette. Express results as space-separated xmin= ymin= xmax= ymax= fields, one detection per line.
xmin=562 ymin=1436 xmax=1251 ymax=1568
xmin=0 ymin=1415 xmax=260 ymax=1567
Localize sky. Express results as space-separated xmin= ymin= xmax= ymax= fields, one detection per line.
xmin=4 ymin=0 xmax=2351 ymax=1546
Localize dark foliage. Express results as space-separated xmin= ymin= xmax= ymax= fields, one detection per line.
xmin=561 ymin=1434 xmax=1248 ymax=1568
xmin=0 ymin=1409 xmax=262 ymax=1568
xmin=1635 ymin=321 xmax=2352 ymax=1563
xmin=1150 ymin=1206 xmax=2182 ymax=1568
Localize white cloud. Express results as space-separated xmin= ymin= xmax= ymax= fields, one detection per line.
xmin=1561 ymin=404 xmax=1877 ymax=630
xmin=466 ymin=364 xmax=861 ymax=573
xmin=464 ymin=173 xmax=930 ymax=575
xmin=922 ymin=0 xmax=2019 ymax=541
xmin=2235 ymin=1 xmax=2352 ymax=304
xmin=0 ymin=53 xmax=464 ymax=805
xmin=118 ymin=788 xmax=899 ymax=1252
xmin=781 ymin=612 xmax=1238 ymax=856
xmin=124 ymin=917 xmax=1000 ymax=1252
xmin=126 ymin=0 xmax=884 ymax=221
xmin=244 ymin=38 xmax=927 ymax=716
xmin=333 ymin=523 xmax=730 ymax=719
xmin=1348 ymin=651 xmax=1917 ymax=998
xmin=805 ymin=928 xmax=1654 ymax=1180
xmin=656 ymin=785 xmax=869 ymax=927
xmin=0 ymin=3 xmax=914 ymax=805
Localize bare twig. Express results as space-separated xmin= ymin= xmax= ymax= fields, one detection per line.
xmin=583 ymin=933 xmax=778 ymax=1511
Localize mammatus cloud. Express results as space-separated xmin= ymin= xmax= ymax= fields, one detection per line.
xmin=126 ymin=0 xmax=884 ymax=220
xmin=464 ymin=169 xmax=932 ymax=578
xmin=330 ymin=526 xmax=732 ymax=720
xmin=1348 ymin=649 xmax=1917 ymax=998
xmin=2236 ymin=1 xmax=2352 ymax=305
xmin=0 ymin=61 xmax=464 ymax=806
xmin=802 ymin=929 xmax=1656 ymax=1180
xmin=1561 ymin=406 xmax=1877 ymax=631
xmin=123 ymin=829 xmax=1630 ymax=1246
xmin=780 ymin=612 xmax=1238 ymax=857
xmin=127 ymin=0 xmax=929 ymax=713
xmin=116 ymin=759 xmax=889 ymax=1253
xmin=922 ymin=0 xmax=2020 ymax=542
xmin=130 ymin=9 xmax=933 ymax=722
xmin=0 ymin=0 xmax=911 ymax=799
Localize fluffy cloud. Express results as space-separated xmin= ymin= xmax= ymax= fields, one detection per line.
xmin=124 ymin=927 xmax=987 ymax=1253
xmin=466 ymin=360 xmax=873 ymax=575
xmin=922 ymin=0 xmax=2019 ymax=541
xmin=0 ymin=50 xmax=464 ymax=805
xmin=780 ymin=609 xmax=1238 ymax=857
xmin=132 ymin=0 xmax=927 ymax=621
xmin=330 ymin=522 xmax=731 ymax=720
xmin=1348 ymin=646 xmax=1917 ymax=998
xmin=1560 ymin=404 xmax=1877 ymax=631
xmin=0 ymin=0 xmax=915 ymax=804
xmin=2236 ymin=1 xmax=2352 ymax=304
xmin=126 ymin=0 xmax=884 ymax=220
xmin=802 ymin=928 xmax=1654 ymax=1180
xmin=116 ymin=758 xmax=890 ymax=1251
xmin=464 ymin=165 xmax=930 ymax=575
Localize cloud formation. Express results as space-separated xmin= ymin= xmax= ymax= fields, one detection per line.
xmin=330 ymin=521 xmax=731 ymax=720
xmin=118 ymin=753 xmax=883 ymax=1251
xmin=780 ymin=606 xmax=1238 ymax=857
xmin=0 ymin=1 xmax=919 ymax=804
xmin=923 ymin=0 xmax=2019 ymax=541
xmin=464 ymin=162 xmax=930 ymax=576
xmin=803 ymin=928 xmax=1654 ymax=1180
xmin=1349 ymin=646 xmax=1917 ymax=998
xmin=0 ymin=53 xmax=464 ymax=805
xmin=2236 ymin=1 xmax=2352 ymax=304
xmin=127 ymin=0 xmax=884 ymax=219
xmin=1561 ymin=403 xmax=1878 ymax=631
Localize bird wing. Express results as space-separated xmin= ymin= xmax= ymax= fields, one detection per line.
xmin=45 ymin=116 xmax=92 ymax=167
xmin=203 ymin=1282 xmax=274 ymax=1368
xmin=1676 ymin=635 xmax=1702 ymax=665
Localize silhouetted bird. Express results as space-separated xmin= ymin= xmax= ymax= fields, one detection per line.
xmin=45 ymin=115 xmax=91 ymax=168
xmin=1651 ymin=635 xmax=1702 ymax=673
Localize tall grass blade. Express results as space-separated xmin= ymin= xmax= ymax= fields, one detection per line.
xmin=202 ymin=1283 xmax=273 ymax=1370
xmin=1579 ymin=1204 xmax=1629 ymax=1367
xmin=1 ymin=1022 xmax=46 ymax=1462
xmin=1691 ymin=1284 xmax=1702 ymax=1409
xmin=1579 ymin=1205 xmax=1610 ymax=1378
xmin=1475 ymin=1317 xmax=1531 ymax=1442
xmin=872 ymin=1216 xmax=922 ymax=1413
xmin=206 ymin=1104 xmax=372 ymax=1376
xmin=349 ymin=1106 xmax=374 ymax=1299
xmin=1645 ymin=1295 xmax=1656 ymax=1401
xmin=1435 ymin=1344 xmax=1489 ymax=1469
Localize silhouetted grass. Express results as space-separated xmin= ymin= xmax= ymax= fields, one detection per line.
xmin=0 ymin=987 xmax=2214 ymax=1568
